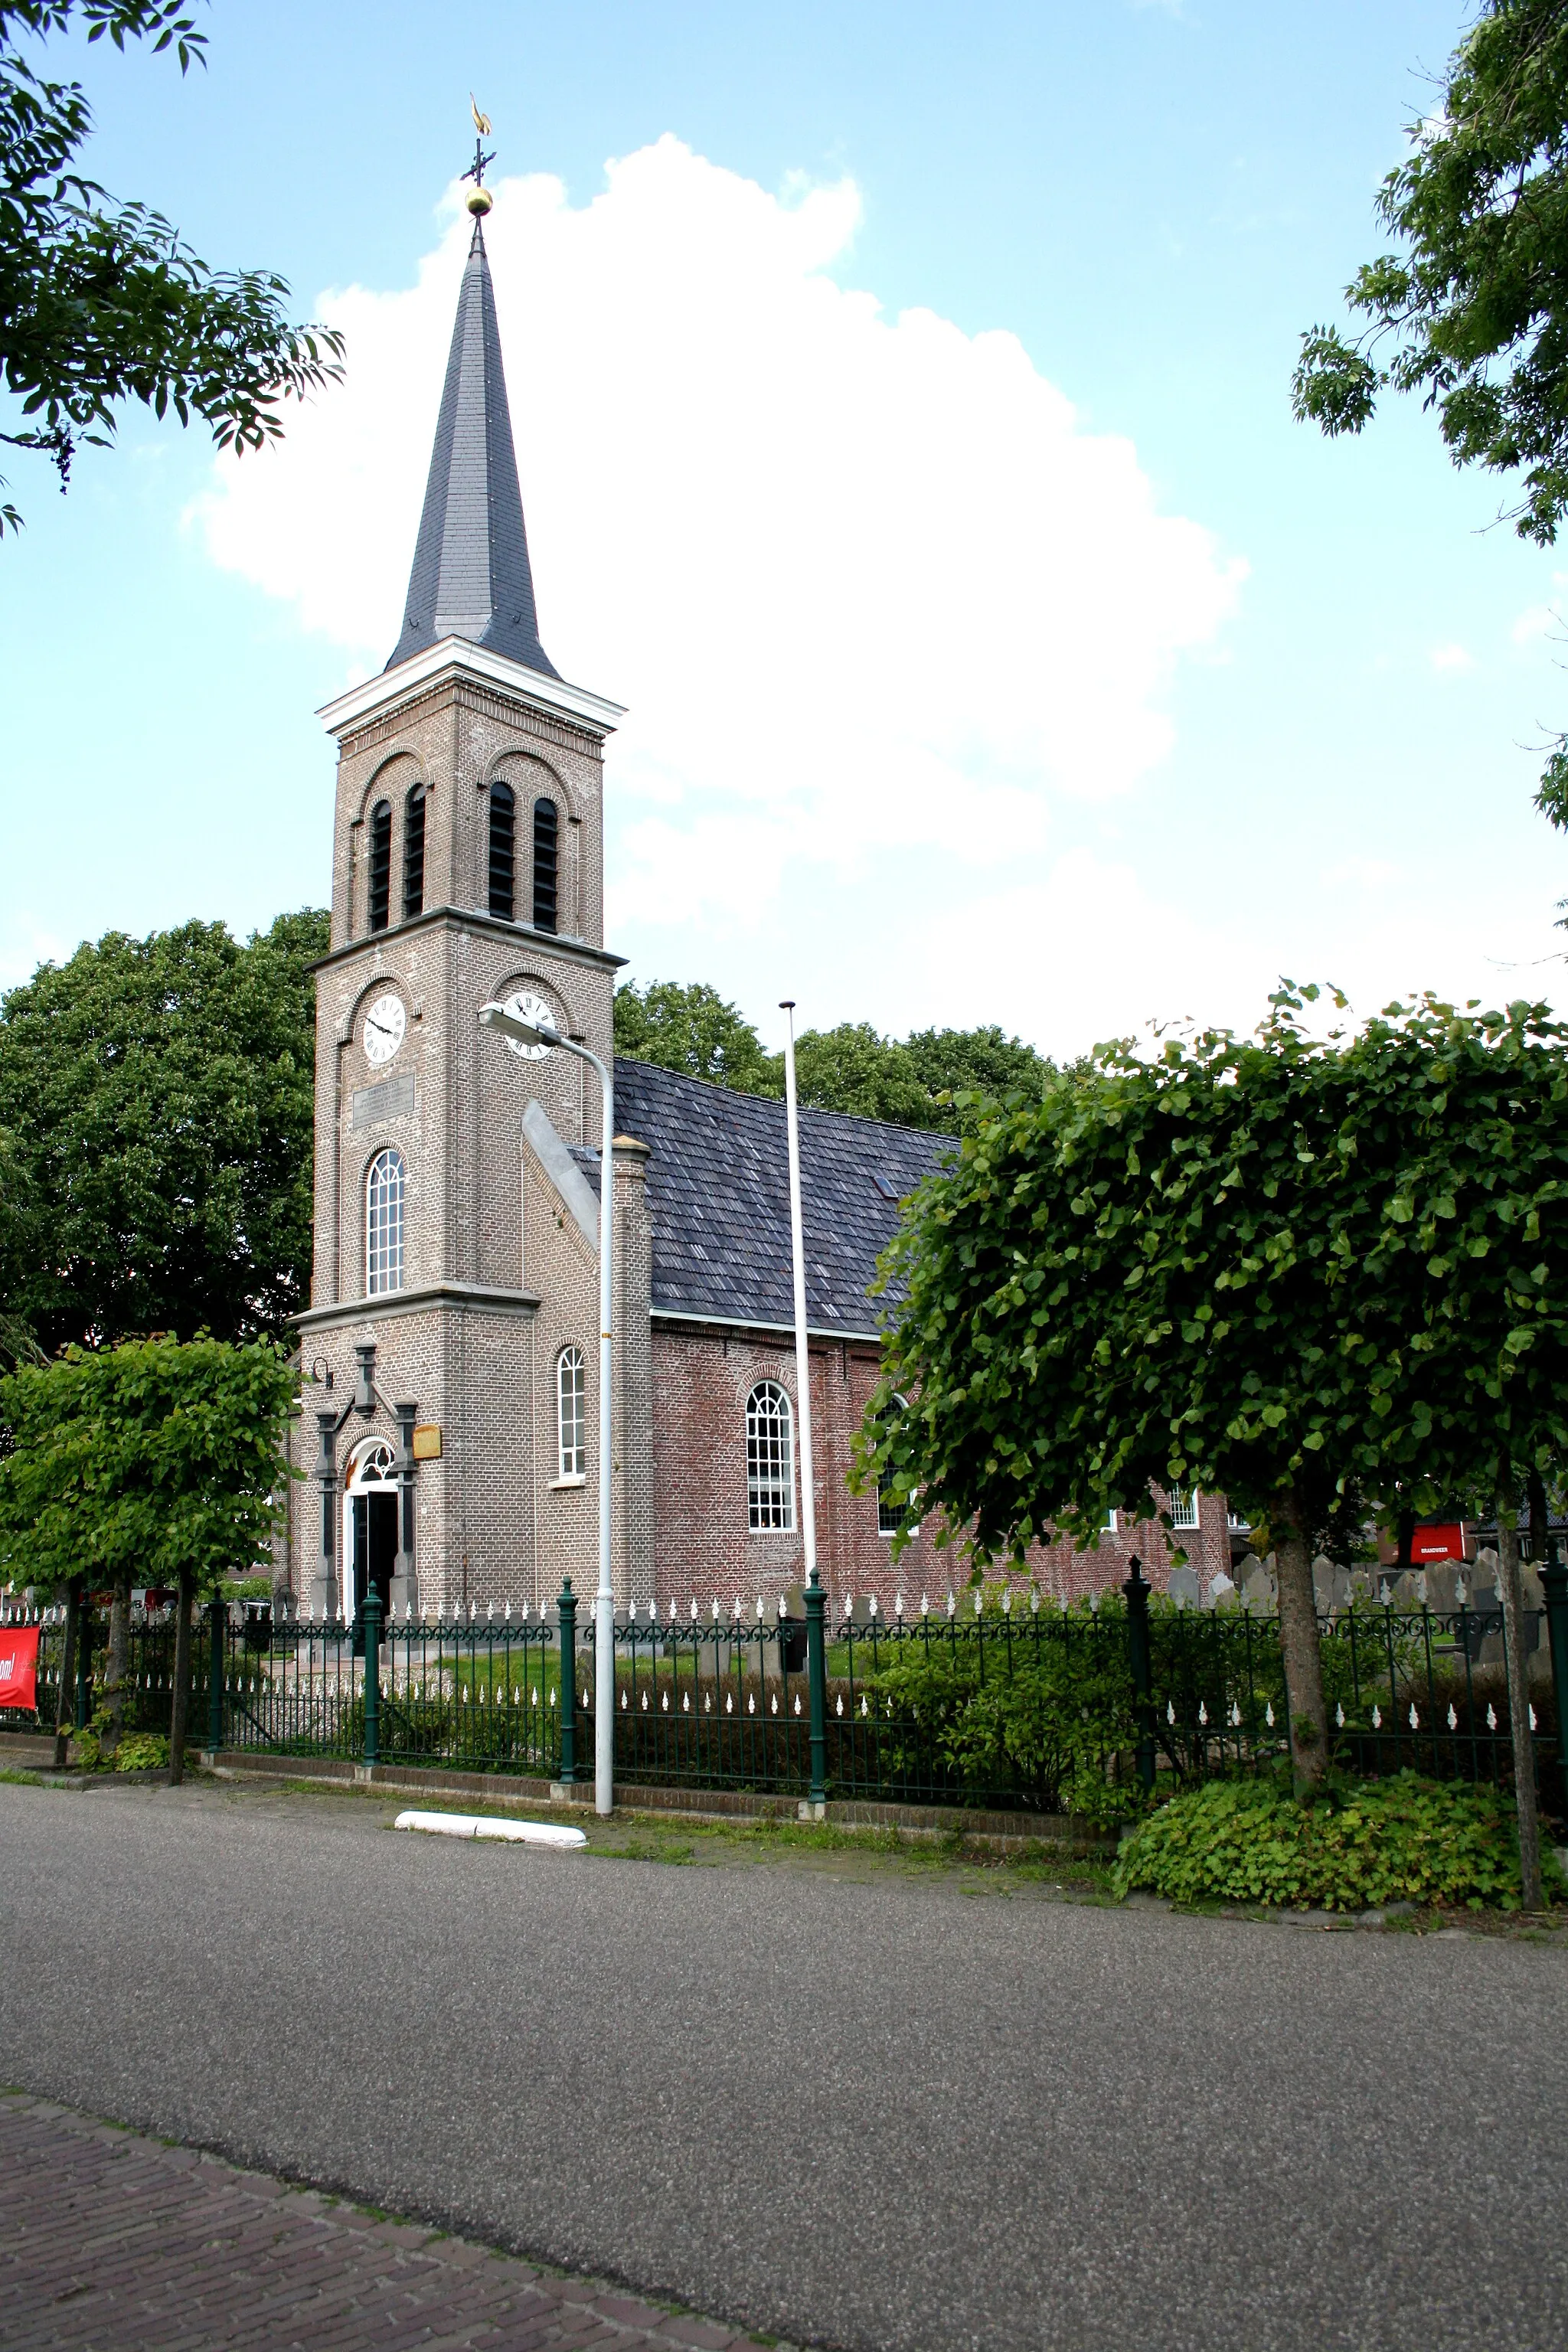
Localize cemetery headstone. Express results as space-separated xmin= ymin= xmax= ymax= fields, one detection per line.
xmin=1168 ymin=1564 xmax=1200 ymax=1610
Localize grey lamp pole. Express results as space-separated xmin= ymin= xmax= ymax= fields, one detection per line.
xmin=479 ymin=1001 xmax=616 ymax=1816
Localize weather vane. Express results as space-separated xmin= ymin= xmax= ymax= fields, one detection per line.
xmin=464 ymin=96 xmax=495 ymax=217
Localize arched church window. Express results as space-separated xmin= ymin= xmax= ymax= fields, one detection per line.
xmin=488 ymin=781 xmax=515 ymax=921
xmin=877 ymin=1393 xmax=912 ymax=1536
xmin=403 ymin=782 xmax=426 ymax=920
xmin=557 ymin=1345 xmax=586 ymax=1479
xmin=368 ymin=800 xmax=392 ymax=933
xmin=746 ymin=1381 xmax=795 ymax=1533
xmin=532 ymin=796 xmax=559 ymax=931
xmin=366 ymin=1147 xmax=405 ymax=1295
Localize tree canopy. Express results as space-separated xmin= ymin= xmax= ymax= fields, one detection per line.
xmin=1 ymin=1 xmax=342 ymax=530
xmin=1290 ymin=0 xmax=1568 ymax=823
xmin=0 ymin=909 xmax=328 ymax=1352
xmin=0 ymin=1332 xmax=294 ymax=1598
xmin=613 ymin=978 xmax=1052 ymax=1133
xmin=864 ymin=987 xmax=1568 ymax=1781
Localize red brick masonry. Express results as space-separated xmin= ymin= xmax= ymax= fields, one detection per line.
xmin=0 ymin=2090 xmax=764 ymax=2352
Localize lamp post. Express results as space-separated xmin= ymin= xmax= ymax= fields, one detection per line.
xmin=479 ymin=1001 xmax=616 ymax=1816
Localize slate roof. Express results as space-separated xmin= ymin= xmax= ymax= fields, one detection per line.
xmin=612 ymin=1059 xmax=951 ymax=1333
xmin=385 ymin=220 xmax=558 ymax=678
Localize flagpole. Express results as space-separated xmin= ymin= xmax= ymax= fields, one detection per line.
xmin=779 ymin=1002 xmax=817 ymax=1586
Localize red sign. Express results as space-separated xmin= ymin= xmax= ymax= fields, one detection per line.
xmin=0 ymin=1625 xmax=40 ymax=1712
xmin=1411 ymin=1525 xmax=1465 ymax=1563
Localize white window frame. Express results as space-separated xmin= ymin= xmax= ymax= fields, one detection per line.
xmin=556 ymin=1344 xmax=586 ymax=1482
xmin=1102 ymin=1508 xmax=1119 ymax=1534
xmin=746 ymin=1381 xmax=795 ymax=1534
xmin=1168 ymin=1488 xmax=1200 ymax=1530
xmin=365 ymin=1147 xmax=405 ymax=1295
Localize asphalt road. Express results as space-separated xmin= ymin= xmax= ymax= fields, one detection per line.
xmin=4 ymin=1781 xmax=1566 ymax=2352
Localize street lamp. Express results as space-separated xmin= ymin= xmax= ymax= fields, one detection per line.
xmin=479 ymin=1001 xmax=616 ymax=1816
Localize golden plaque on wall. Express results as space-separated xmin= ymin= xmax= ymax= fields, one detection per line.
xmin=411 ymin=1423 xmax=443 ymax=1460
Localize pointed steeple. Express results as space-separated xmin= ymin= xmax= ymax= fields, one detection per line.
xmin=386 ymin=217 xmax=558 ymax=678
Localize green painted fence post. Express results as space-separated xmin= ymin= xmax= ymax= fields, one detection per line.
xmin=1540 ymin=1532 xmax=1568 ymax=1822
xmin=557 ymin=1579 xmax=577 ymax=1785
xmin=207 ymin=1598 xmax=225 ymax=1754
xmin=361 ymin=1585 xmax=382 ymax=1768
xmin=805 ymin=1566 xmax=828 ymax=1815
xmin=1122 ymin=1556 xmax=1157 ymax=1797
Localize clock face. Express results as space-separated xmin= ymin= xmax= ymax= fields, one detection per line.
xmin=363 ymin=992 xmax=407 ymax=1067
xmin=501 ymin=988 xmax=556 ymax=1060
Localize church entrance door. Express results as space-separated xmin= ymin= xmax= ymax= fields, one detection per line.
xmin=345 ymin=1439 xmax=399 ymax=1638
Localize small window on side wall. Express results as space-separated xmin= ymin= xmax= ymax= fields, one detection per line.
xmin=746 ymin=1381 xmax=795 ymax=1532
xmin=403 ymin=782 xmax=426 ymax=920
xmin=488 ymin=781 xmax=516 ymax=921
xmin=366 ymin=1147 xmax=405 ymax=1295
xmin=368 ymin=800 xmax=392 ymax=933
xmin=876 ymin=1391 xmax=913 ymax=1535
xmin=533 ymin=796 xmax=559 ymax=931
xmin=557 ymin=1346 xmax=586 ymax=1480
xmin=1168 ymin=1488 xmax=1200 ymax=1530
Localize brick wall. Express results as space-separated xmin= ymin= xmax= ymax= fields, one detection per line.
xmin=648 ymin=1318 xmax=1236 ymax=1612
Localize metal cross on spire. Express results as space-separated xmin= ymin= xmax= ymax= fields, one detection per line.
xmin=464 ymin=96 xmax=496 ymax=215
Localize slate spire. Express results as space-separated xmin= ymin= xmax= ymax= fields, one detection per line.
xmin=385 ymin=217 xmax=558 ymax=678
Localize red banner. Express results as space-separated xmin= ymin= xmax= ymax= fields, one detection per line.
xmin=0 ymin=1625 xmax=40 ymax=1713
xmin=1411 ymin=1525 xmax=1465 ymax=1564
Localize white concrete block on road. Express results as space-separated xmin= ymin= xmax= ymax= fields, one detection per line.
xmin=394 ymin=1808 xmax=586 ymax=1848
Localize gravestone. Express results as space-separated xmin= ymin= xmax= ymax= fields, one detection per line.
xmin=1423 ymin=1561 xmax=1463 ymax=1614
xmin=1240 ymin=1557 xmax=1276 ymax=1612
xmin=1206 ymin=1570 xmax=1236 ymax=1609
xmin=1312 ymin=1556 xmax=1351 ymax=1612
xmin=1168 ymin=1564 xmax=1200 ymax=1610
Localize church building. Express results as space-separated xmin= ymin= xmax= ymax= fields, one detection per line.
xmin=286 ymin=193 xmax=1231 ymax=1621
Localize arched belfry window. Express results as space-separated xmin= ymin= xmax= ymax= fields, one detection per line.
xmin=557 ymin=1345 xmax=586 ymax=1480
xmin=366 ymin=1148 xmax=405 ymax=1295
xmin=488 ymin=781 xmax=516 ymax=921
xmin=403 ymin=782 xmax=426 ymax=920
xmin=746 ymin=1381 xmax=795 ymax=1533
xmin=368 ymin=800 xmax=392 ymax=933
xmin=532 ymin=796 xmax=559 ymax=932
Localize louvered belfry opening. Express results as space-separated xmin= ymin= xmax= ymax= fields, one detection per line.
xmin=532 ymin=795 xmax=559 ymax=931
xmin=368 ymin=800 xmax=392 ymax=933
xmin=488 ymin=779 xmax=516 ymax=920
xmin=403 ymin=782 xmax=426 ymax=920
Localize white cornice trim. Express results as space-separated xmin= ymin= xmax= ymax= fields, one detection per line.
xmin=317 ymin=639 xmax=626 ymax=739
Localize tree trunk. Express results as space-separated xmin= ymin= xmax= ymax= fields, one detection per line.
xmin=100 ymin=1568 xmax=132 ymax=1764
xmin=1276 ymin=1501 xmax=1327 ymax=1792
xmin=51 ymin=1576 xmax=81 ymax=1771
xmin=168 ymin=1570 xmax=194 ymax=1786
xmin=1497 ymin=1509 xmax=1544 ymax=1911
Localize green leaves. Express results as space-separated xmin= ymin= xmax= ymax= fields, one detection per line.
xmin=1114 ymin=1772 xmax=1566 ymax=1911
xmin=864 ymin=990 xmax=1568 ymax=1566
xmin=0 ymin=911 xmax=328 ymax=1351
xmin=0 ymin=3 xmax=341 ymax=524
xmin=0 ymin=1332 xmax=296 ymax=1597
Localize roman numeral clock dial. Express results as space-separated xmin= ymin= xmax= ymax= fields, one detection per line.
xmin=363 ymin=992 xmax=407 ymax=1067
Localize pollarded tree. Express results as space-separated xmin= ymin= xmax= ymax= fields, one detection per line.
xmin=0 ymin=1334 xmax=296 ymax=1775
xmin=864 ymin=988 xmax=1568 ymax=1793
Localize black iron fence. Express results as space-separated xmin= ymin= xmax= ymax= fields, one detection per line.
xmin=6 ymin=1560 xmax=1568 ymax=1825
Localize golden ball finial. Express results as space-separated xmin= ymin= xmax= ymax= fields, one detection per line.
xmin=466 ymin=183 xmax=494 ymax=217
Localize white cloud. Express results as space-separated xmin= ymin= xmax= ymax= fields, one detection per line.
xmin=196 ymin=136 xmax=1243 ymax=933
xmin=1428 ymin=642 xmax=1475 ymax=674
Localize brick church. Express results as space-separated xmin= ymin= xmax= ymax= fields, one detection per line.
xmin=284 ymin=199 xmax=1228 ymax=1621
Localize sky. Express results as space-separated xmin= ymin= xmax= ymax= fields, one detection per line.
xmin=3 ymin=0 xmax=1566 ymax=1060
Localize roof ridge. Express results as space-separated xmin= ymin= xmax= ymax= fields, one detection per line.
xmin=614 ymin=1055 xmax=954 ymax=1146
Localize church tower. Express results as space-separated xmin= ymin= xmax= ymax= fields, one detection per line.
xmin=293 ymin=175 xmax=644 ymax=1622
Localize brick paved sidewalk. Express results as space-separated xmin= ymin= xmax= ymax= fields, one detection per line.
xmin=0 ymin=2092 xmax=773 ymax=2352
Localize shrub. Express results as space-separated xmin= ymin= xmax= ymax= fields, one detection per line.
xmin=114 ymin=1732 xmax=169 ymax=1773
xmin=1114 ymin=1771 xmax=1567 ymax=1912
